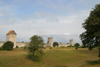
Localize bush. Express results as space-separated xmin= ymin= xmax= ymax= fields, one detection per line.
xmin=80 ymin=45 xmax=88 ymax=48
xmin=43 ymin=47 xmax=46 ymax=49
xmin=61 ymin=46 xmax=65 ymax=48
xmin=16 ymin=46 xmax=19 ymax=48
xmin=2 ymin=41 xmax=14 ymax=50
xmin=88 ymin=46 xmax=93 ymax=51
xmin=0 ymin=47 xmax=4 ymax=50
xmin=49 ymin=47 xmax=52 ymax=49
xmin=21 ymin=47 xmax=23 ymax=48
xmin=67 ymin=45 xmax=73 ymax=47
xmin=53 ymin=42 xmax=59 ymax=47
xmin=80 ymin=45 xmax=85 ymax=48
xmin=74 ymin=43 xmax=80 ymax=50
xmin=75 ymin=47 xmax=78 ymax=50
xmin=74 ymin=43 xmax=80 ymax=47
xmin=24 ymin=46 xmax=27 ymax=49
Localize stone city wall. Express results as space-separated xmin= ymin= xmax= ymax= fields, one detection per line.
xmin=16 ymin=42 xmax=28 ymax=48
xmin=0 ymin=41 xmax=5 ymax=47
xmin=0 ymin=41 xmax=29 ymax=48
xmin=59 ymin=44 xmax=70 ymax=47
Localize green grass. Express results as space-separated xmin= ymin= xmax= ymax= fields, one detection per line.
xmin=0 ymin=47 xmax=100 ymax=67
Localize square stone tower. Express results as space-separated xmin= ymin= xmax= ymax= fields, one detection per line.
xmin=69 ymin=39 xmax=74 ymax=46
xmin=6 ymin=30 xmax=17 ymax=48
xmin=48 ymin=37 xmax=53 ymax=47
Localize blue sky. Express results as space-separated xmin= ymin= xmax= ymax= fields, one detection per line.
xmin=0 ymin=0 xmax=100 ymax=44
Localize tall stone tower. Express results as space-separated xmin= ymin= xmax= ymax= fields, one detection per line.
xmin=6 ymin=30 xmax=17 ymax=48
xmin=69 ymin=39 xmax=74 ymax=46
xmin=48 ymin=37 xmax=53 ymax=47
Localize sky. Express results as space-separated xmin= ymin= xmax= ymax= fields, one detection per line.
xmin=0 ymin=0 xmax=100 ymax=44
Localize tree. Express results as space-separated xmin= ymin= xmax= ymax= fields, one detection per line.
xmin=74 ymin=43 xmax=80 ymax=49
xmin=2 ymin=41 xmax=14 ymax=50
xmin=80 ymin=4 xmax=100 ymax=57
xmin=74 ymin=43 xmax=80 ymax=47
xmin=28 ymin=35 xmax=44 ymax=60
xmin=53 ymin=42 xmax=59 ymax=47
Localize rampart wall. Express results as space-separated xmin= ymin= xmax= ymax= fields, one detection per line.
xmin=59 ymin=44 xmax=70 ymax=47
xmin=16 ymin=42 xmax=28 ymax=48
xmin=0 ymin=41 xmax=29 ymax=48
xmin=0 ymin=41 xmax=5 ymax=47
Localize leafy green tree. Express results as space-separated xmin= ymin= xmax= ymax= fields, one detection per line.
xmin=74 ymin=43 xmax=80 ymax=47
xmin=74 ymin=43 xmax=80 ymax=49
xmin=28 ymin=35 xmax=44 ymax=60
xmin=2 ymin=41 xmax=14 ymax=50
xmin=80 ymin=4 xmax=100 ymax=57
xmin=53 ymin=42 xmax=59 ymax=47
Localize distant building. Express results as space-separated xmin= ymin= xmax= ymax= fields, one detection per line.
xmin=69 ymin=39 xmax=74 ymax=46
xmin=0 ymin=30 xmax=28 ymax=48
xmin=48 ymin=37 xmax=53 ymax=47
xmin=6 ymin=30 xmax=17 ymax=48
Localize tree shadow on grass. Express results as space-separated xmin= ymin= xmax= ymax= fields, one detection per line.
xmin=85 ymin=59 xmax=100 ymax=65
xmin=27 ymin=55 xmax=42 ymax=62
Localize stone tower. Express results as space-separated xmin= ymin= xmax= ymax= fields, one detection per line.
xmin=6 ymin=30 xmax=17 ymax=48
xmin=48 ymin=37 xmax=53 ymax=47
xmin=70 ymin=39 xmax=74 ymax=46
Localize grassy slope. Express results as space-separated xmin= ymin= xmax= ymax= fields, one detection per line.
xmin=0 ymin=47 xmax=100 ymax=67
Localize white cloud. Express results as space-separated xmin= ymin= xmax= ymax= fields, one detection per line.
xmin=64 ymin=33 xmax=70 ymax=35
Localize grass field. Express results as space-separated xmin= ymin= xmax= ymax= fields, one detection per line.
xmin=0 ymin=47 xmax=100 ymax=67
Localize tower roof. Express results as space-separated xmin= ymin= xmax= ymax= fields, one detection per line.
xmin=6 ymin=30 xmax=17 ymax=35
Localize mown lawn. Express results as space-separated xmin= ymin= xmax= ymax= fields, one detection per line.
xmin=0 ymin=47 xmax=100 ymax=67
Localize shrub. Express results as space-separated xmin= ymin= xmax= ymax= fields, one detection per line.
xmin=67 ymin=45 xmax=73 ymax=47
xmin=43 ymin=47 xmax=46 ymax=49
xmin=75 ymin=47 xmax=78 ymax=50
xmin=61 ymin=46 xmax=65 ymax=48
xmin=53 ymin=42 xmax=59 ymax=47
xmin=80 ymin=45 xmax=88 ymax=48
xmin=49 ymin=47 xmax=52 ymax=49
xmin=88 ymin=46 xmax=93 ymax=51
xmin=0 ymin=47 xmax=4 ymax=50
xmin=2 ymin=41 xmax=14 ymax=50
xmin=16 ymin=46 xmax=19 ymax=48
xmin=74 ymin=43 xmax=80 ymax=47
xmin=24 ymin=46 xmax=27 ymax=49
xmin=74 ymin=43 xmax=80 ymax=50
xmin=21 ymin=47 xmax=23 ymax=48
xmin=22 ymin=41 xmax=24 ymax=43
xmin=80 ymin=45 xmax=85 ymax=48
